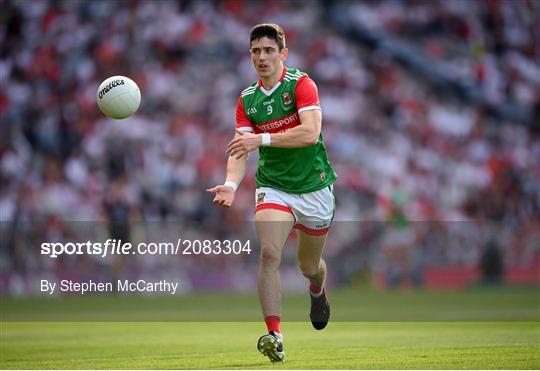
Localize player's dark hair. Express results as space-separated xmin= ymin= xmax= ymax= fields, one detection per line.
xmin=250 ymin=23 xmax=286 ymax=51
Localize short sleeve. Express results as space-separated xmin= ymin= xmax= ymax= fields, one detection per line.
xmin=236 ymin=96 xmax=254 ymax=132
xmin=295 ymin=76 xmax=321 ymax=113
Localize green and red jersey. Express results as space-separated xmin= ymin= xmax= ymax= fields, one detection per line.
xmin=236 ymin=67 xmax=337 ymax=194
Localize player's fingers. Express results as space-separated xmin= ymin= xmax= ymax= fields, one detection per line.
xmin=235 ymin=151 xmax=247 ymax=160
xmin=206 ymin=186 xmax=220 ymax=193
xmin=227 ymin=137 xmax=247 ymax=150
xmin=229 ymin=146 xmax=245 ymax=157
xmin=227 ymin=137 xmax=241 ymax=149
xmin=231 ymin=150 xmax=246 ymax=159
xmin=226 ymin=144 xmax=242 ymax=155
xmin=235 ymin=129 xmax=245 ymax=136
xmin=214 ymin=193 xmax=227 ymax=202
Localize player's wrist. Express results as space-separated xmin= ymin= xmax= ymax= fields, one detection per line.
xmin=224 ymin=180 xmax=238 ymax=192
xmin=260 ymin=133 xmax=271 ymax=147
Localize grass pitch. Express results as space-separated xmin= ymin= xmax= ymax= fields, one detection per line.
xmin=1 ymin=322 xmax=538 ymax=369
xmin=1 ymin=287 xmax=539 ymax=369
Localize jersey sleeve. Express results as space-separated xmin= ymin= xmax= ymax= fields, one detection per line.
xmin=295 ymin=76 xmax=321 ymax=113
xmin=236 ymin=95 xmax=254 ymax=132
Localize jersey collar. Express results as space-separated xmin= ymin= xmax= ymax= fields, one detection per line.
xmin=258 ymin=67 xmax=287 ymax=96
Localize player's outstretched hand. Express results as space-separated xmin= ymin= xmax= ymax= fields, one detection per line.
xmin=227 ymin=129 xmax=261 ymax=159
xmin=206 ymin=184 xmax=235 ymax=208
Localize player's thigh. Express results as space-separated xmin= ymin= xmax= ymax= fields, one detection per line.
xmin=255 ymin=209 xmax=295 ymax=252
xmin=297 ymin=230 xmax=328 ymax=270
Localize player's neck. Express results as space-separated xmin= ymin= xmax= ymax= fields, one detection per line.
xmin=260 ymin=67 xmax=284 ymax=90
xmin=260 ymin=76 xmax=279 ymax=90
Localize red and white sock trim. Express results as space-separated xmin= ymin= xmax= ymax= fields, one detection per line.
xmin=309 ymin=282 xmax=323 ymax=295
xmin=265 ymin=315 xmax=281 ymax=334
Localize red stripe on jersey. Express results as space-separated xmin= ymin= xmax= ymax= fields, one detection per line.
xmin=254 ymin=112 xmax=300 ymax=134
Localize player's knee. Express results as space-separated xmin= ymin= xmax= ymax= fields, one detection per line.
xmin=259 ymin=245 xmax=281 ymax=267
xmin=299 ymin=263 xmax=319 ymax=279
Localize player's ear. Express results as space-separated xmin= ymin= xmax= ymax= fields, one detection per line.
xmin=280 ymin=47 xmax=288 ymax=62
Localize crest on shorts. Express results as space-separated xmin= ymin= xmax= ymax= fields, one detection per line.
xmin=320 ymin=172 xmax=327 ymax=181
xmin=257 ymin=193 xmax=266 ymax=204
xmin=282 ymin=92 xmax=292 ymax=105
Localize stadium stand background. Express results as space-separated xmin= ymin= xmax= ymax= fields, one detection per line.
xmin=1 ymin=0 xmax=539 ymax=295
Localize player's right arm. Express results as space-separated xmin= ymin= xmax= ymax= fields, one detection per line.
xmin=206 ymin=96 xmax=253 ymax=208
xmin=206 ymin=138 xmax=247 ymax=208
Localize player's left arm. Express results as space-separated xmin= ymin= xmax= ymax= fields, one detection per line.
xmin=227 ymin=76 xmax=321 ymax=158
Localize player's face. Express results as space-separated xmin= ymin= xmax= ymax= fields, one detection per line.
xmin=250 ymin=37 xmax=288 ymax=79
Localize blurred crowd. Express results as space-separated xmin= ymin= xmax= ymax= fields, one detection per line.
xmin=342 ymin=0 xmax=540 ymax=114
xmin=1 ymin=0 xmax=539 ymax=294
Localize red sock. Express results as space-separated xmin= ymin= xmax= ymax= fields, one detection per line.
xmin=309 ymin=282 xmax=323 ymax=295
xmin=265 ymin=315 xmax=281 ymax=334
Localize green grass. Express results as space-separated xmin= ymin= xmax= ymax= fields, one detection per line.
xmin=1 ymin=287 xmax=539 ymax=369
xmin=1 ymin=322 xmax=539 ymax=369
xmin=2 ymin=286 xmax=539 ymax=321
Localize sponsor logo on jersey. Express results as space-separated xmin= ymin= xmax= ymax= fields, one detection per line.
xmin=255 ymin=112 xmax=299 ymax=133
xmin=263 ymin=99 xmax=275 ymax=106
xmin=282 ymin=92 xmax=292 ymax=105
xmin=257 ymin=193 xmax=266 ymax=204
xmin=247 ymin=107 xmax=257 ymax=114
xmin=320 ymin=172 xmax=327 ymax=181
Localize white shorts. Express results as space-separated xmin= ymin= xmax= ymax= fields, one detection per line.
xmin=255 ymin=186 xmax=335 ymax=236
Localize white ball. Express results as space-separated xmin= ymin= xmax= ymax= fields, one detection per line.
xmin=96 ymin=76 xmax=141 ymax=119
